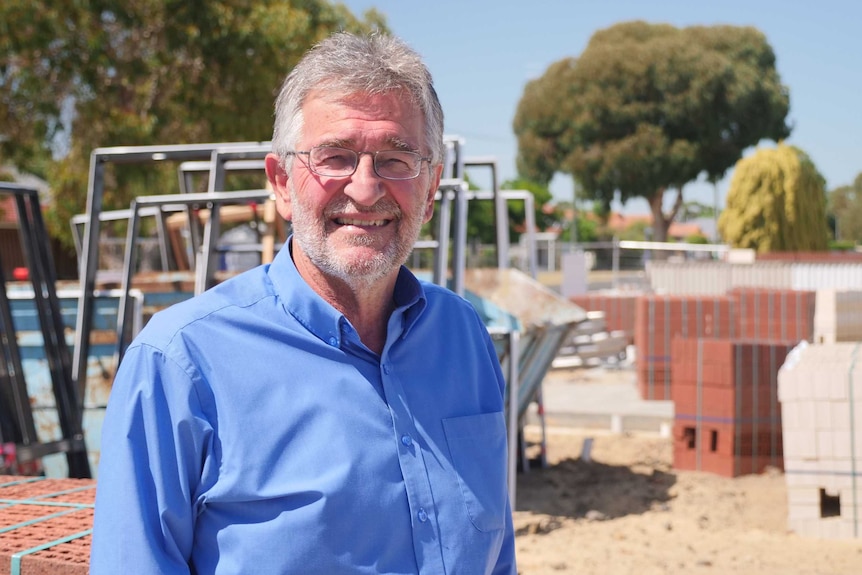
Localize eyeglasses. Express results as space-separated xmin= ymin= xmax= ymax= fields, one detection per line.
xmin=286 ymin=146 xmax=432 ymax=181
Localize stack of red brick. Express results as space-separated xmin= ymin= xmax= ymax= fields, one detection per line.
xmin=629 ymin=287 xmax=816 ymax=477
xmin=0 ymin=475 xmax=94 ymax=574
xmin=671 ymin=339 xmax=794 ymax=477
xmin=634 ymin=294 xmax=736 ymax=400
xmin=731 ymin=287 xmax=816 ymax=342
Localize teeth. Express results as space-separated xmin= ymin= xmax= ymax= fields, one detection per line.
xmin=336 ymin=218 xmax=387 ymax=226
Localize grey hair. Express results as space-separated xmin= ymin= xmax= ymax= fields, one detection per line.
xmin=271 ymin=32 xmax=445 ymax=166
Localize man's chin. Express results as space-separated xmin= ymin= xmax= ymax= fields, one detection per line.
xmin=321 ymin=246 xmax=398 ymax=282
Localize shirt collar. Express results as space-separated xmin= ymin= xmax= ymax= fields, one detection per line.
xmin=267 ymin=237 xmax=427 ymax=347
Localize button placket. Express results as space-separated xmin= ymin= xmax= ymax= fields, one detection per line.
xmin=380 ymin=347 xmax=445 ymax=571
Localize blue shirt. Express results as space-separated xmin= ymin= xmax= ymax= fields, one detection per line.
xmin=90 ymin=245 xmax=516 ymax=574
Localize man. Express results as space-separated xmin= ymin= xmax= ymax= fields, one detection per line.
xmin=90 ymin=32 xmax=516 ymax=574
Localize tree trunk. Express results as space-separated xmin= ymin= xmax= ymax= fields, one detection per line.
xmin=648 ymin=186 xmax=685 ymax=243
xmin=648 ymin=190 xmax=670 ymax=242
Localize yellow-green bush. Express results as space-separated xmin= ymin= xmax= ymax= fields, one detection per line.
xmin=719 ymin=144 xmax=828 ymax=252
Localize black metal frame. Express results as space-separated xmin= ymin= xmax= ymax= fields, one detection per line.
xmin=0 ymin=183 xmax=91 ymax=478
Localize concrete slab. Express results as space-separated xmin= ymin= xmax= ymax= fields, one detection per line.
xmin=526 ymin=365 xmax=674 ymax=433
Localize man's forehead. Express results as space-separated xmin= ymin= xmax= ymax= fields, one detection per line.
xmin=306 ymin=87 xmax=414 ymax=110
xmin=300 ymin=89 xmax=424 ymax=144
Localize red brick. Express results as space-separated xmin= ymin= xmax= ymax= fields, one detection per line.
xmin=0 ymin=477 xmax=95 ymax=575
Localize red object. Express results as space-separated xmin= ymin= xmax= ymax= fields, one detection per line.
xmin=634 ymin=294 xmax=736 ymax=400
xmin=12 ymin=267 xmax=29 ymax=281
xmin=729 ymin=287 xmax=815 ymax=343
xmin=670 ymin=337 xmax=793 ymax=477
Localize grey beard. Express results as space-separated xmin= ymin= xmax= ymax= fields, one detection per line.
xmin=289 ymin=191 xmax=422 ymax=290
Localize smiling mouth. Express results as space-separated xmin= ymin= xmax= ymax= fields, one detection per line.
xmin=334 ymin=217 xmax=390 ymax=227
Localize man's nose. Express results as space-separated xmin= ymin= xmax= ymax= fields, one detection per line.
xmin=343 ymin=154 xmax=385 ymax=206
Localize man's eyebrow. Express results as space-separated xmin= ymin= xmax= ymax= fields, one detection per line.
xmin=317 ymin=138 xmax=353 ymax=148
xmin=386 ymin=137 xmax=415 ymax=151
xmin=316 ymin=137 xmax=418 ymax=152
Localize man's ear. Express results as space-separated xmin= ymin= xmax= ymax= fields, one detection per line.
xmin=265 ymin=153 xmax=292 ymax=221
xmin=423 ymin=163 xmax=443 ymax=223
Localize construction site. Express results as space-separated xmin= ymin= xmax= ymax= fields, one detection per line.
xmin=2 ymin=137 xmax=862 ymax=573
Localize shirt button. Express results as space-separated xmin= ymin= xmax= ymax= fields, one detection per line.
xmin=417 ymin=508 xmax=428 ymax=522
xmin=382 ymin=364 xmax=390 ymax=375
xmin=328 ymin=336 xmax=338 ymax=347
xmin=401 ymin=434 xmax=413 ymax=447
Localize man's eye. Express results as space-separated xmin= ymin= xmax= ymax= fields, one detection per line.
xmin=316 ymin=148 xmax=353 ymax=166
xmin=379 ymin=156 xmax=410 ymax=168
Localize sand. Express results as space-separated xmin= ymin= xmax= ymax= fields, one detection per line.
xmin=512 ymin=425 xmax=862 ymax=575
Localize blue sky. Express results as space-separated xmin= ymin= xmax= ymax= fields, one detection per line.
xmin=341 ymin=0 xmax=861 ymax=214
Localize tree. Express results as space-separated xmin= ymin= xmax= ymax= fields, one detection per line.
xmin=718 ymin=143 xmax=828 ymax=252
xmin=552 ymin=205 xmax=600 ymax=243
xmin=0 ymin=0 xmax=386 ymax=247
xmin=677 ymin=200 xmax=716 ymax=222
xmin=513 ymin=20 xmax=791 ymax=243
xmin=828 ymin=173 xmax=862 ymax=245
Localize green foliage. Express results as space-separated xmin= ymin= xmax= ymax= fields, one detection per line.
xmin=556 ymin=213 xmax=600 ymax=243
xmin=718 ymin=143 xmax=829 ymax=252
xmin=828 ymin=173 xmax=862 ymax=245
xmin=617 ymin=220 xmax=651 ymax=242
xmin=678 ymin=200 xmax=716 ymax=222
xmin=513 ymin=20 xmax=790 ymax=242
xmin=829 ymin=239 xmax=857 ymax=251
xmin=684 ymin=233 xmax=709 ymax=244
xmin=0 ymin=0 xmax=386 ymax=247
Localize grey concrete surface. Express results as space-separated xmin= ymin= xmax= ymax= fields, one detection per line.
xmin=525 ymin=365 xmax=674 ymax=433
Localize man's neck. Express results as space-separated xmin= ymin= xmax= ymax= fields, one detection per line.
xmin=294 ymin=251 xmax=398 ymax=355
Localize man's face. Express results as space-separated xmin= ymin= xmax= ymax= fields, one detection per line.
xmin=266 ymin=90 xmax=441 ymax=287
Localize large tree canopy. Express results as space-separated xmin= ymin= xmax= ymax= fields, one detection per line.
xmin=0 ymin=0 xmax=385 ymax=246
xmin=718 ymin=143 xmax=828 ymax=252
xmin=513 ymin=20 xmax=791 ymax=242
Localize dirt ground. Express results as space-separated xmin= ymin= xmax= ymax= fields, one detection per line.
xmin=512 ymin=406 xmax=862 ymax=574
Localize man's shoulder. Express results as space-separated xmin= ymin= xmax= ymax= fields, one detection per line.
xmin=418 ymin=279 xmax=473 ymax=309
xmin=416 ymin=280 xmax=491 ymax=332
xmin=135 ymin=266 xmax=275 ymax=346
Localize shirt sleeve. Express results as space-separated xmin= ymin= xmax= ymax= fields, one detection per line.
xmin=90 ymin=342 xmax=214 ymax=574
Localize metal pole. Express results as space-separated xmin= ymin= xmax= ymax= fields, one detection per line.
xmin=507 ymin=329 xmax=519 ymax=510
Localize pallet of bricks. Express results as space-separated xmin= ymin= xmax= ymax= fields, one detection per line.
xmin=778 ymin=290 xmax=862 ymax=540
xmin=0 ymin=475 xmax=95 ymax=574
xmin=671 ymin=338 xmax=794 ymax=477
xmin=634 ymin=294 xmax=737 ymax=401
xmin=634 ymin=288 xmax=816 ymax=402
xmin=634 ymin=289 xmax=816 ymax=477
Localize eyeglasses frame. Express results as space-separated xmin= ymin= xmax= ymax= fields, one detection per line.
xmin=285 ymin=146 xmax=433 ymax=181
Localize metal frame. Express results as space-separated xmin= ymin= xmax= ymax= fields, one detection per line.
xmin=73 ymin=142 xmax=265 ymax=398
xmin=71 ymin=205 xmax=184 ymax=274
xmin=0 ymin=183 xmax=90 ymax=478
xmin=462 ymin=156 xmax=509 ymax=270
xmin=113 ymin=189 xmax=274 ymax=362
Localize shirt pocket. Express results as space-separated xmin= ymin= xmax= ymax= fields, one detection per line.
xmin=442 ymin=411 xmax=508 ymax=532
